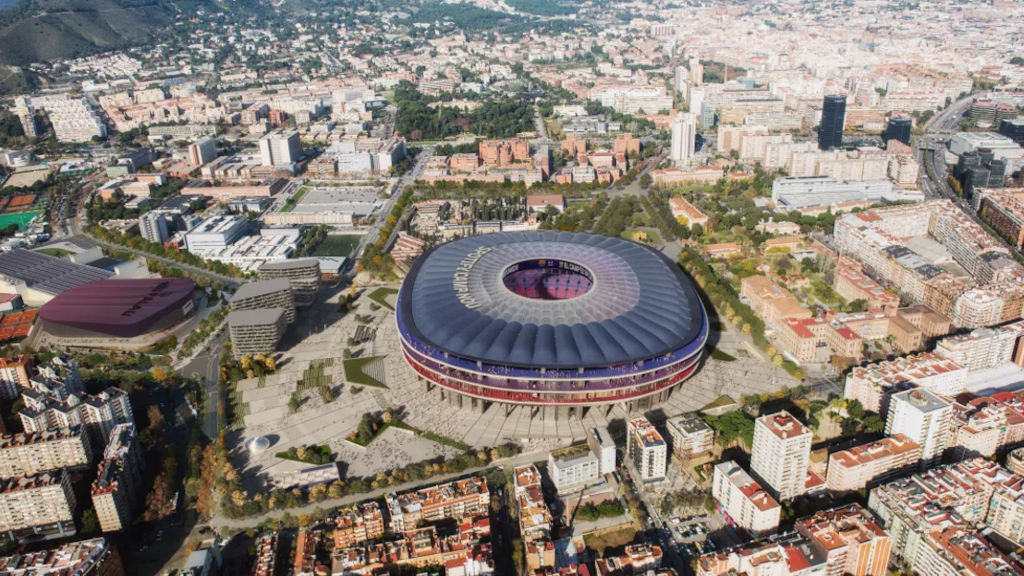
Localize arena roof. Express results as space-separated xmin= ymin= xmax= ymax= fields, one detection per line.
xmin=399 ymin=231 xmax=706 ymax=369
xmin=38 ymin=278 xmax=195 ymax=338
xmin=0 ymin=249 xmax=112 ymax=296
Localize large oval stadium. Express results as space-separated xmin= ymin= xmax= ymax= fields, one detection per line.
xmin=397 ymin=231 xmax=708 ymax=416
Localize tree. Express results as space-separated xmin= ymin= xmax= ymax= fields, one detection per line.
xmin=80 ymin=509 xmax=100 ymax=534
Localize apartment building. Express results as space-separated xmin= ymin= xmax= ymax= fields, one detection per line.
xmin=227 ymin=309 xmax=288 ymax=359
xmin=229 ymin=279 xmax=296 ymax=324
xmin=0 ymin=427 xmax=94 ymax=479
xmin=259 ymin=130 xmax=301 ymax=167
xmin=933 ymin=320 xmax=1024 ymax=371
xmin=595 ymin=544 xmax=664 ymax=576
xmin=950 ymin=394 xmax=1024 ymax=458
xmin=665 ymin=414 xmax=714 ymax=461
xmin=868 ymin=458 xmax=1024 ymax=570
xmin=626 ymin=417 xmax=667 ymax=482
xmin=258 ymin=259 xmax=320 ymax=308
xmin=885 ymin=388 xmax=952 ymax=464
xmin=19 ymin=375 xmax=133 ymax=443
xmin=547 ymin=445 xmax=600 ymax=495
xmin=832 ymin=261 xmax=900 ymax=315
xmin=0 ymin=538 xmax=124 ymax=575
xmin=751 ymin=411 xmax=812 ymax=500
xmin=844 ymin=353 xmax=966 ymax=413
xmin=512 ymin=465 xmax=555 ymax=572
xmin=385 ymin=476 xmax=489 ymax=534
xmin=91 ymin=424 xmax=143 ymax=532
xmin=826 ymin=434 xmax=922 ymax=491
xmin=0 ymin=355 xmax=29 ymax=400
xmin=332 ymin=502 xmax=385 ymax=549
xmin=0 ymin=470 xmax=75 ymax=536
xmin=711 ymin=461 xmax=780 ymax=536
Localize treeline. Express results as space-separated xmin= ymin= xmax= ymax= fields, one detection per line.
xmin=642 ymin=195 xmax=688 ymax=240
xmin=359 ymin=187 xmax=414 ymax=278
xmin=88 ymin=224 xmax=244 ymax=279
xmin=393 ymin=82 xmax=533 ymax=140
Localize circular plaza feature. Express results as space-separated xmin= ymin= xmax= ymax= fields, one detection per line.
xmin=396 ymin=231 xmax=708 ymax=411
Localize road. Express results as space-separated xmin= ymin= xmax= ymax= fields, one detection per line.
xmin=352 ymin=145 xmax=433 ymax=262
xmin=179 ymin=329 xmax=228 ymax=440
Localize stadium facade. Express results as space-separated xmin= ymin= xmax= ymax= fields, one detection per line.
xmin=397 ymin=231 xmax=708 ymax=418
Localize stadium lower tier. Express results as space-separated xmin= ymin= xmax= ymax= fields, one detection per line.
xmin=400 ymin=343 xmax=703 ymax=406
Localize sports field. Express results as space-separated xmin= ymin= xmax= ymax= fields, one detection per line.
xmin=0 ymin=211 xmax=40 ymax=230
xmin=312 ymin=234 xmax=361 ymax=257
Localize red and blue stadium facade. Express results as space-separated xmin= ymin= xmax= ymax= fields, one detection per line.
xmin=397 ymin=231 xmax=708 ymax=415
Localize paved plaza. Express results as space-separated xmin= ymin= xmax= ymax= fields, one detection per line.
xmin=233 ymin=284 xmax=796 ymax=486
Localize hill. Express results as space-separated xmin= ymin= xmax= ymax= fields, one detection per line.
xmin=0 ymin=0 xmax=195 ymax=66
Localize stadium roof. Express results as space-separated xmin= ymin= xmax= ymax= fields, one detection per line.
xmin=399 ymin=231 xmax=706 ymax=369
xmin=38 ymin=278 xmax=195 ymax=338
xmin=0 ymin=249 xmax=112 ymax=296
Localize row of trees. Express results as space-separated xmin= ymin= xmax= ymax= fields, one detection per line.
xmin=540 ymin=194 xmax=609 ymax=232
xmin=88 ymin=224 xmax=244 ymax=278
xmin=359 ymin=187 xmax=415 ymax=279
xmin=591 ymin=195 xmax=641 ymax=237
xmin=222 ymin=443 xmax=520 ymax=518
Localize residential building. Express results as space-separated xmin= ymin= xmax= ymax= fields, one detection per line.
xmin=665 ymin=414 xmax=714 ymax=460
xmin=0 ymin=355 xmax=29 ymax=400
xmin=844 ymin=353 xmax=966 ymax=413
xmin=512 ymin=465 xmax=555 ymax=572
xmin=385 ymin=476 xmax=489 ymax=534
xmin=0 ymin=470 xmax=75 ymax=537
xmin=885 ymin=387 xmax=952 ymax=464
xmin=711 ymin=461 xmax=780 ymax=536
xmin=229 ymin=279 xmax=295 ymax=324
xmin=826 ymin=434 xmax=922 ymax=491
xmin=0 ymin=538 xmax=124 ymax=575
xmin=0 ymin=427 xmax=94 ymax=479
xmin=333 ymin=502 xmax=385 ymax=548
xmin=933 ymin=320 xmax=1024 ymax=371
xmin=91 ymin=424 xmax=142 ymax=532
xmin=227 ymin=309 xmax=287 ymax=359
xmin=626 ymin=417 xmax=667 ymax=482
xmin=668 ymin=197 xmax=709 ymax=227
xmin=595 ymin=544 xmax=664 ymax=576
xmin=751 ymin=411 xmax=812 ymax=500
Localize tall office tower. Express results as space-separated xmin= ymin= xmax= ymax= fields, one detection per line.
xmin=688 ymin=87 xmax=705 ymax=116
xmin=885 ymin=387 xmax=952 ymax=465
xmin=139 ymin=211 xmax=169 ymax=244
xmin=885 ymin=115 xmax=913 ymax=146
xmin=818 ymin=94 xmax=847 ymax=150
xmin=187 ymin=137 xmax=217 ymax=166
xmin=674 ymin=65 xmax=689 ymax=94
xmin=258 ymin=130 xmax=301 ymax=167
xmin=688 ymin=57 xmax=704 ymax=86
xmin=670 ymin=113 xmax=697 ymax=164
xmin=751 ymin=411 xmax=812 ymax=500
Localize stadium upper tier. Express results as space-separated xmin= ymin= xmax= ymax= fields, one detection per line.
xmin=397 ymin=231 xmax=708 ymax=407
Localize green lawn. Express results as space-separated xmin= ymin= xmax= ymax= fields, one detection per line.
xmin=702 ymin=394 xmax=737 ymax=412
xmin=342 ymin=356 xmax=388 ymax=388
xmin=35 ymin=247 xmax=73 ymax=258
xmin=279 ymin=187 xmax=309 ymax=213
xmin=367 ymin=287 xmax=398 ymax=311
xmin=0 ymin=211 xmax=40 ymax=229
xmin=312 ymin=234 xmax=362 ymax=257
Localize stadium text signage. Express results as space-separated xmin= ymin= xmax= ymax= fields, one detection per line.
xmin=453 ymin=246 xmax=493 ymax=309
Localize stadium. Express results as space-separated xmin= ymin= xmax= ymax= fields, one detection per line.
xmin=37 ymin=278 xmax=196 ymax=350
xmin=397 ymin=231 xmax=708 ymax=417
